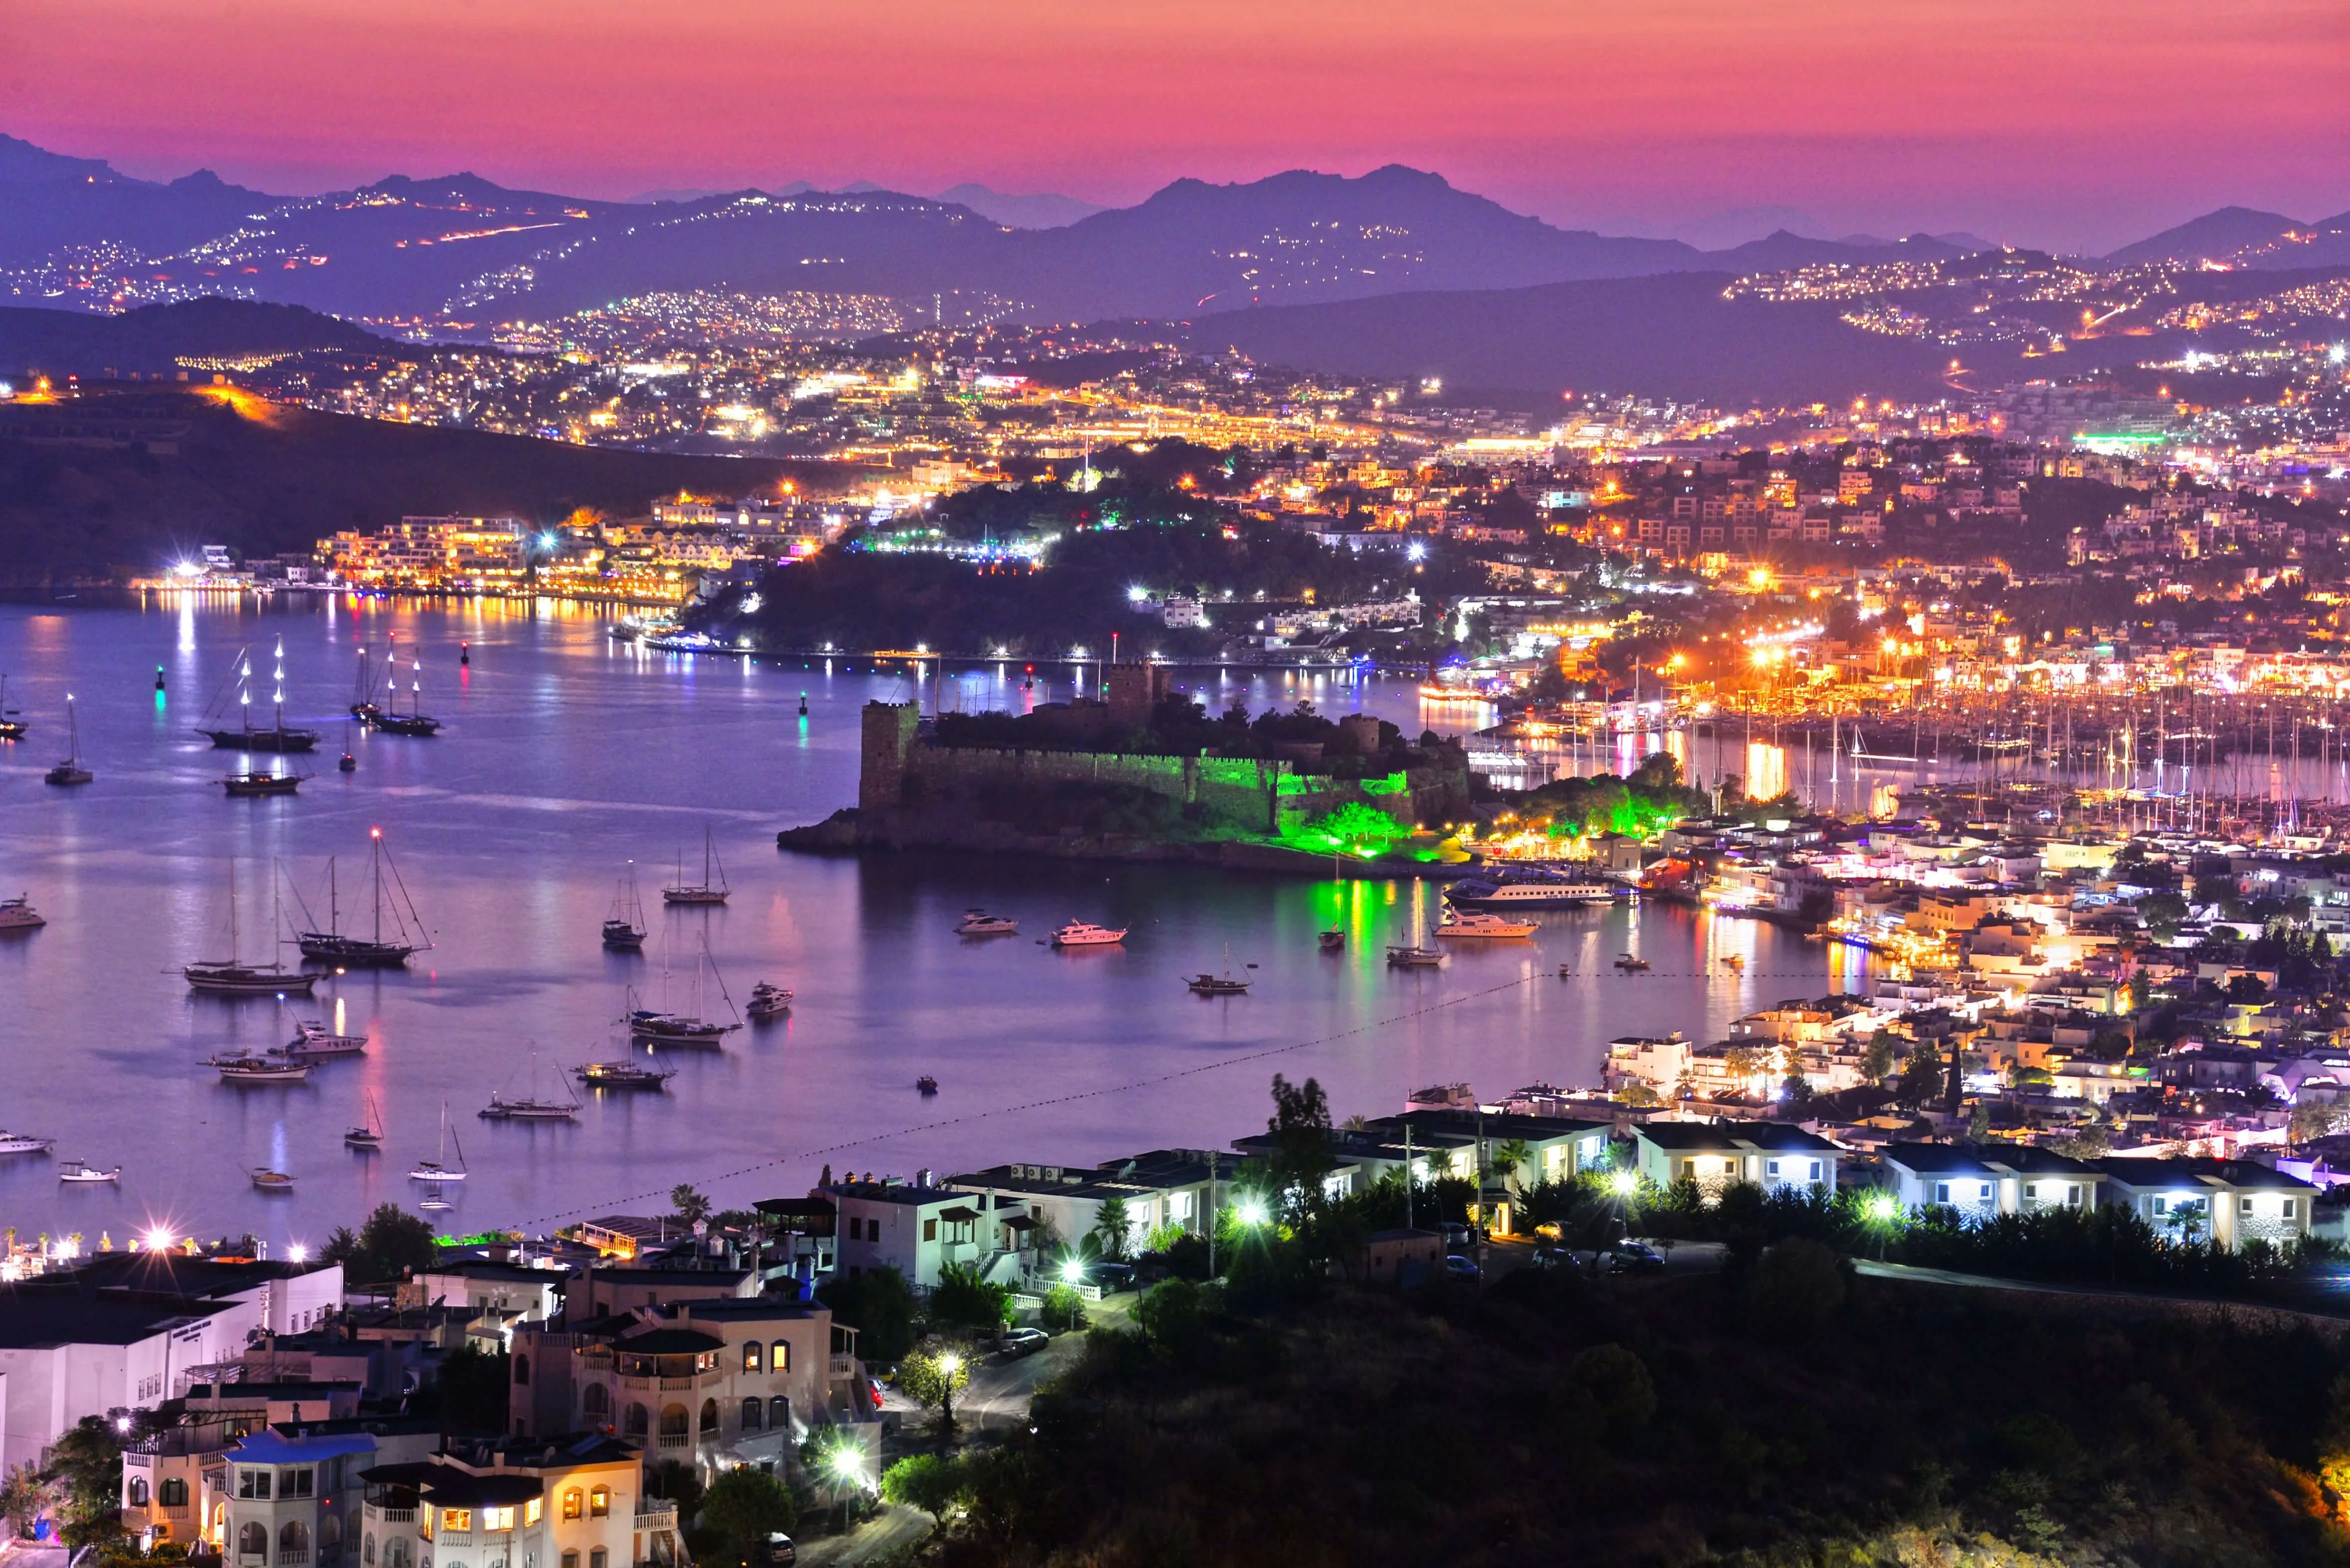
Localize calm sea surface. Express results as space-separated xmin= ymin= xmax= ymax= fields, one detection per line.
xmin=0 ymin=594 xmax=1862 ymax=1252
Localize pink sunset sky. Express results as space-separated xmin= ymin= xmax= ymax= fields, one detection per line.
xmin=3 ymin=0 xmax=2346 ymax=251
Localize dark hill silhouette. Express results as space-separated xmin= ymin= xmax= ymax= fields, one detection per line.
xmin=0 ymin=387 xmax=870 ymax=584
xmin=1180 ymin=272 xmax=1972 ymax=405
xmin=0 ymin=299 xmax=394 ymax=377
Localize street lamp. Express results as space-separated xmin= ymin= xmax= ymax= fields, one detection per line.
xmin=1237 ymin=1199 xmax=1270 ymax=1228
xmin=1609 ymin=1170 xmax=1638 ymax=1197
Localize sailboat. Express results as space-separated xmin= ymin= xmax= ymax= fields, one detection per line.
xmin=573 ymin=1051 xmax=678 ymax=1090
xmin=627 ymin=937 xmax=742 ymax=1044
xmin=345 ymin=1091 xmax=384 ymax=1149
xmin=408 ymin=1101 xmax=469 ymax=1182
xmin=43 ymin=694 xmax=92 ymax=786
xmin=367 ymin=653 xmax=442 ymax=737
xmin=480 ymin=1048 xmax=582 ymax=1120
xmin=602 ymin=862 xmax=648 ymax=950
xmin=185 ymin=861 xmax=319 ymax=996
xmin=294 ymin=828 xmax=431 ymax=965
xmin=662 ymin=829 xmax=730 ymax=905
xmin=0 ymin=674 xmax=24 ymax=741
xmin=195 ymin=640 xmax=320 ymax=752
xmin=349 ymin=647 xmax=380 ymax=723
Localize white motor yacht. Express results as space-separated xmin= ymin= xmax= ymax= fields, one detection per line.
xmin=1051 ymin=921 xmax=1127 ymax=948
xmin=0 ymin=894 xmax=45 ymax=932
xmin=1436 ymin=911 xmax=1540 ymax=939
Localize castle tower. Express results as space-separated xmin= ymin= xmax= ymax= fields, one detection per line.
xmin=859 ymin=701 xmax=919 ymax=813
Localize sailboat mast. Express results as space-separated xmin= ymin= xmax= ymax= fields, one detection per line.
xmin=372 ymin=829 xmax=384 ymax=945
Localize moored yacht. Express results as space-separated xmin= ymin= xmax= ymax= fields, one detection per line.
xmin=0 ymin=894 xmax=45 ymax=932
xmin=572 ymin=1057 xmax=677 ymax=1091
xmin=1445 ymin=868 xmax=1616 ymax=907
xmin=956 ymin=910 xmax=1018 ymax=935
xmin=294 ymin=828 xmax=431 ymax=966
xmin=746 ymin=982 xmax=792 ymax=1019
xmin=1051 ymin=921 xmax=1126 ymax=947
xmin=197 ymin=641 xmax=320 ymax=752
xmin=602 ymin=863 xmax=648 ymax=950
xmin=209 ymin=1053 xmax=313 ymax=1084
xmin=57 ymin=1160 xmax=120 ymax=1184
xmin=249 ymin=1168 xmax=297 ymax=1193
xmin=1436 ymin=911 xmax=1540 ymax=939
xmin=276 ymin=1020 xmax=368 ymax=1058
xmin=0 ymin=1131 xmax=54 ymax=1155
xmin=221 ymin=769 xmax=308 ymax=797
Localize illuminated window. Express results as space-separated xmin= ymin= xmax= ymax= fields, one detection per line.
xmin=483 ymin=1509 xmax=515 ymax=1533
xmin=441 ymin=1511 xmax=473 ymax=1534
xmin=742 ymin=1342 xmax=761 ymax=1373
xmin=561 ymin=1491 xmax=580 ymax=1521
xmin=771 ymin=1340 xmax=789 ymax=1373
xmin=524 ymin=1501 xmax=542 ymax=1528
xmin=588 ymin=1488 xmax=609 ymax=1520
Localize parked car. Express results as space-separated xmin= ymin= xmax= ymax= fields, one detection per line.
xmin=863 ymin=1376 xmax=886 ymax=1412
xmin=1443 ymin=1253 xmax=1480 ymax=1282
xmin=1609 ymin=1240 xmax=1665 ymax=1274
xmin=760 ymin=1533 xmax=797 ymax=1566
xmin=1091 ymin=1260 xmax=1136 ymax=1292
xmin=1440 ymin=1221 xmax=1472 ymax=1249
xmin=1528 ymin=1245 xmax=1569 ymax=1271
xmin=995 ymin=1327 xmax=1051 ymax=1358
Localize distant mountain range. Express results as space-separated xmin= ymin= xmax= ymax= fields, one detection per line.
xmin=1 ymin=131 xmax=2343 ymax=404
xmin=0 ymin=297 xmax=392 ymax=377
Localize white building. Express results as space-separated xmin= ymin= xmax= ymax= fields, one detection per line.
xmin=0 ymin=1253 xmax=344 ymax=1476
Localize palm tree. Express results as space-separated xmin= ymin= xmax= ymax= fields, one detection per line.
xmin=1490 ymin=1138 xmax=1537 ymax=1192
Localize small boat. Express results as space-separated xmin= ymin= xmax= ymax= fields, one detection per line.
xmin=1051 ymin=921 xmax=1127 ymax=948
xmin=746 ymin=982 xmax=792 ymax=1020
xmin=916 ymin=1074 xmax=939 ymax=1095
xmin=186 ymin=961 xmax=318 ymax=996
xmin=1557 ymin=964 xmax=1573 ymax=979
xmin=356 ymin=647 xmax=441 ymax=735
xmin=197 ymin=641 xmax=320 ymax=752
xmin=1187 ymin=972 xmax=1251 ymax=995
xmin=43 ymin=695 xmax=92 ymax=786
xmin=0 ymin=674 xmax=25 ymax=741
xmin=602 ymin=863 xmax=647 ymax=950
xmin=629 ymin=1009 xmax=738 ymax=1045
xmin=249 ymin=1167 xmax=297 ymax=1193
xmin=1436 ymin=911 xmax=1540 ymax=940
xmin=209 ymin=1053 xmax=314 ymax=1084
xmin=661 ymin=828 xmax=730 ymax=905
xmin=1614 ymin=953 xmax=1652 ymax=972
xmin=57 ymin=1160 xmax=120 ymax=1184
xmin=480 ymin=1049 xmax=580 ymax=1121
xmin=221 ymin=769 xmax=308 ymax=797
xmin=573 ymin=1057 xmax=677 ymax=1090
xmin=479 ymin=1093 xmax=580 ymax=1121
xmin=275 ymin=1020 xmax=368 ymax=1058
xmin=409 ymin=1102 xmax=469 ymax=1182
xmin=956 ymin=910 xmax=1019 ymax=936
xmin=1318 ymin=929 xmax=1345 ymax=952
xmin=346 ymin=1091 xmax=385 ymax=1150
xmin=418 ymin=1188 xmax=454 ymax=1213
xmin=1721 ymin=954 xmax=1745 ymax=971
xmin=0 ymin=1131 xmax=54 ymax=1155
xmin=338 ymin=750 xmax=357 ymax=773
xmin=0 ymin=894 xmax=45 ymax=932
xmin=1385 ymin=944 xmax=1444 ymax=968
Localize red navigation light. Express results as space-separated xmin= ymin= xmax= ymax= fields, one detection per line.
xmin=370 ymin=827 xmax=382 ymax=840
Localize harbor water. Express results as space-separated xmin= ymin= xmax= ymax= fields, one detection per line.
xmin=0 ymin=594 xmax=1860 ymax=1250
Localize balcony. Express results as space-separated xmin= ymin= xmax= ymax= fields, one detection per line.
xmin=372 ymin=1509 xmax=415 ymax=1525
xmin=633 ymin=1504 xmax=678 ymax=1529
xmin=656 ymin=1434 xmax=689 ymax=1450
xmin=828 ymin=1356 xmax=856 ymax=1379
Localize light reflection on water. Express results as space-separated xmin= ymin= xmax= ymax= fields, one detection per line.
xmin=0 ymin=596 xmax=1861 ymax=1248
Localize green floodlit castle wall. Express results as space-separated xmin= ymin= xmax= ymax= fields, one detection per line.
xmin=856 ymin=701 xmax=1464 ymax=842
